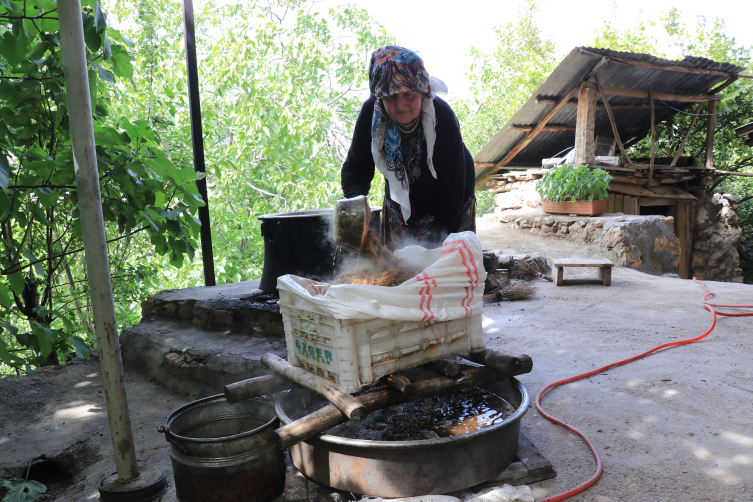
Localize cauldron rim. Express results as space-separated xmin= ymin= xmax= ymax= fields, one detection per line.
xmin=257 ymin=207 xmax=381 ymax=221
xmin=274 ymin=376 xmax=529 ymax=450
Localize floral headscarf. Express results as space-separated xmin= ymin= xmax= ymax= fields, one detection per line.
xmin=369 ymin=46 xmax=447 ymax=222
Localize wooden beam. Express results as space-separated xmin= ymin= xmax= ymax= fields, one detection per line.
xmin=647 ymin=86 xmax=656 ymax=188
xmin=594 ymin=73 xmax=632 ymax=165
xmin=711 ymin=169 xmax=753 ymax=177
xmin=578 ymin=48 xmax=753 ymax=79
xmin=670 ymin=104 xmax=703 ymax=167
xmin=511 ymin=125 xmax=643 ymax=134
xmin=705 ymin=100 xmax=717 ymax=168
xmin=678 ymin=201 xmax=690 ymax=279
xmin=708 ymin=76 xmax=739 ymax=95
xmin=599 ymin=84 xmax=723 ymax=103
xmin=474 ymin=57 xmax=610 ymax=190
xmin=574 ymin=82 xmax=598 ymax=165
xmin=535 ymin=97 xmax=670 ymax=109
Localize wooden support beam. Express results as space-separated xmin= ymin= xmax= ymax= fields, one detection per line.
xmin=670 ymin=104 xmax=703 ymax=167
xmin=474 ymin=57 xmax=610 ymax=190
xmin=578 ymin=48 xmax=753 ymax=79
xmin=647 ymin=86 xmax=656 ymax=188
xmin=535 ymin=97 xmax=669 ymax=110
xmin=599 ymin=84 xmax=723 ymax=103
xmin=710 ymin=169 xmax=753 ymax=177
xmin=575 ymin=82 xmax=598 ymax=165
xmin=705 ymin=100 xmax=717 ymax=168
xmin=594 ymin=73 xmax=632 ymax=165
xmin=511 ymin=125 xmax=643 ymax=134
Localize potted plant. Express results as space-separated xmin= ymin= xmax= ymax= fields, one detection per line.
xmin=536 ymin=163 xmax=612 ymax=216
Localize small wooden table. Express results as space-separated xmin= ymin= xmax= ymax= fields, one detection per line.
xmin=551 ymin=258 xmax=614 ymax=286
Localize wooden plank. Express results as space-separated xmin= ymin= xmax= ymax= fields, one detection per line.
xmin=647 ymin=86 xmax=656 ymax=188
xmin=595 ymin=73 xmax=632 ymax=164
xmin=709 ymin=169 xmax=753 ymax=177
xmin=678 ymin=201 xmax=689 ymax=279
xmin=706 ymin=100 xmax=717 ymax=168
xmin=670 ymin=103 xmax=703 ymax=167
xmin=474 ymin=57 xmax=610 ymax=189
xmin=598 ymin=266 xmax=612 ymax=286
xmin=614 ymin=194 xmax=624 ymax=213
xmin=639 ymin=197 xmax=680 ymax=206
xmin=631 ymin=196 xmax=640 ymax=215
xmin=476 ymin=434 xmax=556 ymax=487
xmin=606 ymin=195 xmax=615 ymax=213
xmin=575 ymin=82 xmax=599 ymax=165
xmin=599 ymin=84 xmax=723 ymax=103
xmin=651 ymin=185 xmax=698 ymax=200
xmin=622 ymin=196 xmax=634 ymax=214
xmin=609 ymin=182 xmax=696 ymax=200
xmin=557 ymin=278 xmax=610 ymax=286
xmin=555 ymin=266 xmax=563 ymax=286
xmin=511 ymin=125 xmax=642 ymax=134
xmin=552 ymin=258 xmax=614 ymax=267
xmin=578 ymin=48 xmax=752 ymax=79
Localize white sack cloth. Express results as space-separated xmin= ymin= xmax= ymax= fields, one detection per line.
xmin=277 ymin=231 xmax=486 ymax=322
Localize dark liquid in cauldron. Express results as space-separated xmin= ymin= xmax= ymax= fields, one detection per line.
xmin=326 ymin=387 xmax=514 ymax=441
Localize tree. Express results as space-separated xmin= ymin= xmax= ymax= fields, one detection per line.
xmin=0 ymin=0 xmax=204 ymax=374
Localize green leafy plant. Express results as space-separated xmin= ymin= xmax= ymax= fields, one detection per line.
xmin=1 ymin=463 xmax=46 ymax=502
xmin=536 ymin=163 xmax=612 ymax=203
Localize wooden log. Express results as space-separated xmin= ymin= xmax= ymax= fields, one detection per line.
xmin=647 ymin=86 xmax=656 ymax=188
xmin=706 ymin=100 xmax=717 ymax=168
xmin=275 ymin=366 xmax=507 ymax=450
xmin=224 ymin=373 xmax=294 ymax=404
xmin=260 ymin=353 xmax=368 ymax=422
xmin=578 ymin=48 xmax=753 ymax=79
xmin=670 ymin=104 xmax=703 ymax=167
xmin=574 ymin=82 xmax=598 ymax=165
xmin=511 ymin=125 xmax=642 ymax=135
xmin=383 ymin=374 xmax=415 ymax=394
xmin=422 ymin=358 xmax=461 ymax=377
xmin=468 ymin=350 xmax=533 ymax=376
xmin=595 ymin=73 xmax=632 ymax=165
xmin=710 ymin=169 xmax=753 ymax=177
xmin=474 ymin=57 xmax=610 ymax=189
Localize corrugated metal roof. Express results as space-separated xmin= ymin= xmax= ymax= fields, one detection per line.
xmin=474 ymin=47 xmax=746 ymax=167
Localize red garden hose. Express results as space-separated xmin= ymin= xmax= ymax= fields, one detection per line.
xmin=533 ymin=278 xmax=753 ymax=502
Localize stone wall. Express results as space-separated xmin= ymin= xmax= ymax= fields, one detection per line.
xmin=691 ymin=190 xmax=744 ymax=283
xmin=489 ymin=212 xmax=681 ymax=275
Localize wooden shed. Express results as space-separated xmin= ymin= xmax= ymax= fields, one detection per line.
xmin=474 ymin=47 xmax=752 ymax=279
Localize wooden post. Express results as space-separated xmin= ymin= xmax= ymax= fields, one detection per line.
xmin=677 ymin=202 xmax=693 ymax=279
xmin=647 ymin=86 xmax=656 ymax=189
xmin=705 ymin=100 xmax=717 ymax=168
xmin=574 ymin=82 xmax=598 ymax=165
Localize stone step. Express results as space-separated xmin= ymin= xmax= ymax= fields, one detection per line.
xmin=140 ymin=279 xmax=285 ymax=338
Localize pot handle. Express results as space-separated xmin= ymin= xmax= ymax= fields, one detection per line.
xmin=158 ymin=425 xmax=190 ymax=455
xmin=261 ymin=220 xmax=281 ymax=245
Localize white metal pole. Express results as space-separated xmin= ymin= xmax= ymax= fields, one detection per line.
xmin=57 ymin=0 xmax=140 ymax=482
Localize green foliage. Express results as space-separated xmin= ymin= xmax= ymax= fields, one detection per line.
xmin=453 ymin=0 xmax=557 ymax=158
xmin=2 ymin=463 xmax=46 ymax=502
xmin=537 ymin=164 xmax=612 ymax=203
xmin=0 ymin=1 xmax=203 ymax=374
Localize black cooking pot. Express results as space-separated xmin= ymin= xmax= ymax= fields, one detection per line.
xmin=257 ymin=208 xmax=381 ymax=293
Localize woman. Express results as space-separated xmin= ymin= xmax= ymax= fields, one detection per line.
xmin=341 ymin=45 xmax=476 ymax=250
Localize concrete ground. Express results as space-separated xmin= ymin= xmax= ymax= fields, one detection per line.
xmin=1 ymin=215 xmax=752 ymax=501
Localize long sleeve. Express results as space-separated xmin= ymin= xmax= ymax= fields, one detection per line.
xmin=341 ymin=98 xmax=377 ymax=198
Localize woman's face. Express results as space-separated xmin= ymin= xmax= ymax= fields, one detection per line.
xmin=382 ymin=91 xmax=423 ymax=125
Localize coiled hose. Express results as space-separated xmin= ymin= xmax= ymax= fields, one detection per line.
xmin=534 ymin=278 xmax=753 ymax=502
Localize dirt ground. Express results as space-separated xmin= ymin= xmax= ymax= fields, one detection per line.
xmin=1 ymin=215 xmax=752 ymax=501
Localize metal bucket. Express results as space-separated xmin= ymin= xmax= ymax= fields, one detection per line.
xmin=275 ymin=377 xmax=529 ymax=497
xmin=161 ymin=394 xmax=284 ymax=502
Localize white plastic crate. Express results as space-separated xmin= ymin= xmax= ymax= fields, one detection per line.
xmin=279 ymin=290 xmax=484 ymax=393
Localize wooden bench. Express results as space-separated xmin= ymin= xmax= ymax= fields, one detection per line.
xmin=551 ymin=258 xmax=614 ymax=286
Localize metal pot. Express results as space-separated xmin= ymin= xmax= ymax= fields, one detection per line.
xmin=258 ymin=207 xmax=381 ymax=293
xmin=275 ymin=377 xmax=529 ymax=497
xmin=161 ymin=395 xmax=285 ymax=502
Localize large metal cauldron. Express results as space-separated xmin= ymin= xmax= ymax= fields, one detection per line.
xmin=275 ymin=377 xmax=529 ymax=497
xmin=258 ymin=207 xmax=381 ymax=293
xmin=161 ymin=395 xmax=285 ymax=502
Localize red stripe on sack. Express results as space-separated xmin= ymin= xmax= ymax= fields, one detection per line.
xmin=417 ymin=272 xmax=436 ymax=324
xmin=441 ymin=246 xmax=472 ymax=317
xmin=305 ymin=279 xmax=323 ymax=296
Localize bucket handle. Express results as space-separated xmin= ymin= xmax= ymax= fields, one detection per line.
xmin=158 ymin=425 xmax=190 ymax=455
xmin=261 ymin=220 xmax=281 ymax=245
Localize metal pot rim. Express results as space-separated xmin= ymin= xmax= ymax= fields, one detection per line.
xmin=257 ymin=207 xmax=381 ymax=221
xmin=163 ymin=394 xmax=277 ymax=444
xmin=275 ymin=377 xmax=529 ymax=449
